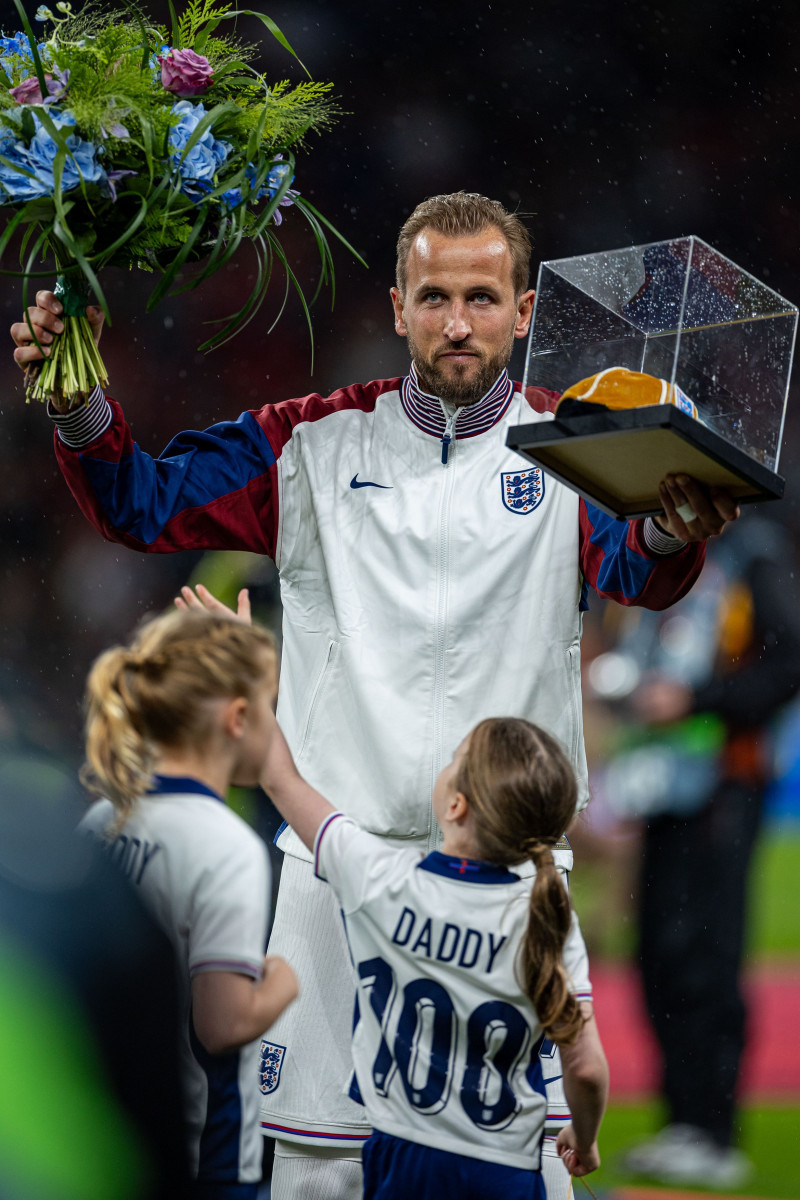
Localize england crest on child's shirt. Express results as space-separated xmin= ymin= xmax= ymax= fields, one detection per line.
xmin=259 ymin=1040 xmax=286 ymax=1095
xmin=501 ymin=467 xmax=544 ymax=514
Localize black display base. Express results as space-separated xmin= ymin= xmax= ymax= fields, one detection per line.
xmin=506 ymin=405 xmax=785 ymax=520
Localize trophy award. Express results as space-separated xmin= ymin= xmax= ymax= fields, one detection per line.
xmin=506 ymin=237 xmax=798 ymax=519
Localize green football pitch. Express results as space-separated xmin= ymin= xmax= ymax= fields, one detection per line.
xmin=590 ymin=1103 xmax=800 ymax=1199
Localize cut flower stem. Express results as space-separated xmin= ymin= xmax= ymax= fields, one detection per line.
xmin=25 ymin=273 xmax=109 ymax=405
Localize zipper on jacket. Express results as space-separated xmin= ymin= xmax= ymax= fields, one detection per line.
xmin=429 ymin=406 xmax=461 ymax=846
xmin=440 ymin=408 xmax=460 ymax=465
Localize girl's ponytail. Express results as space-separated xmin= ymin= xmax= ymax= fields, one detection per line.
xmin=82 ymin=645 xmax=155 ymax=823
xmin=521 ymin=842 xmax=582 ymax=1044
xmin=455 ymin=718 xmax=584 ymax=1045
xmin=82 ymin=609 xmax=277 ymax=824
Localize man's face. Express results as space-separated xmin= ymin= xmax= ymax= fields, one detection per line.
xmin=390 ymin=227 xmax=534 ymax=405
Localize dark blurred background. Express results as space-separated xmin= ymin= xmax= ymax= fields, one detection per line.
xmin=2 ymin=0 xmax=800 ymax=756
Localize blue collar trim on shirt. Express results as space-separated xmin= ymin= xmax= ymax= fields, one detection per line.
xmin=149 ymin=774 xmax=224 ymax=803
xmin=417 ymin=851 xmax=520 ymax=885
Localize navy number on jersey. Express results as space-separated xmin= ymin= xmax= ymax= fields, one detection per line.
xmin=357 ymin=955 xmax=539 ymax=1129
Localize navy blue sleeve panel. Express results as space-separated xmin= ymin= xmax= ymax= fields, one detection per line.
xmin=579 ymin=500 xmax=705 ymax=610
xmin=55 ymin=381 xmax=400 ymax=557
xmin=55 ymin=400 xmax=277 ymax=555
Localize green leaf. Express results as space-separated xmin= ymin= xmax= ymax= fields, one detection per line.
xmin=197 ymin=230 xmax=273 ymax=350
xmin=21 ymin=225 xmax=53 ymax=358
xmin=222 ymin=10 xmax=310 ymax=77
xmin=14 ymin=196 xmax=58 ymax=225
xmin=266 ymin=229 xmax=315 ymax=366
xmin=194 ymin=17 xmax=224 ymax=54
xmin=92 ymin=194 xmax=149 ymax=269
xmin=20 ymin=107 xmax=35 ymax=143
xmin=0 ymin=203 xmax=35 ymax=263
xmin=49 ymin=145 xmax=110 ymax=319
xmin=118 ymin=0 xmax=152 ymax=73
xmin=146 ymin=203 xmax=208 ymax=309
xmin=167 ymin=0 xmax=181 ymax=48
xmin=294 ymin=195 xmax=368 ymax=269
xmin=12 ymin=0 xmax=48 ymax=99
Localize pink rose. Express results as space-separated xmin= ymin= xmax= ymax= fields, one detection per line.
xmin=158 ymin=48 xmax=214 ymax=97
xmin=9 ymin=72 xmax=64 ymax=104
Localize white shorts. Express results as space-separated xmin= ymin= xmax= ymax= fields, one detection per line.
xmin=259 ymin=849 xmax=573 ymax=1148
xmin=259 ymin=852 xmax=372 ymax=1148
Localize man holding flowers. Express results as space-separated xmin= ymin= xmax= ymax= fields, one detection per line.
xmin=12 ymin=191 xmax=739 ymax=1200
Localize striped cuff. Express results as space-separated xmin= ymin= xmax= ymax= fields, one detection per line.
xmin=643 ymin=515 xmax=686 ymax=556
xmin=48 ymin=384 xmax=113 ymax=448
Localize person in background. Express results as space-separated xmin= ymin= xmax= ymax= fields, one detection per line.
xmin=79 ymin=608 xmax=298 ymax=1199
xmin=590 ymin=514 xmax=800 ymax=1188
xmin=0 ymin=761 xmax=189 ymax=1200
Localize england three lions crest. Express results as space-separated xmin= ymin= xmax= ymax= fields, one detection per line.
xmin=259 ymin=1040 xmax=286 ymax=1095
xmin=501 ymin=467 xmax=544 ymax=514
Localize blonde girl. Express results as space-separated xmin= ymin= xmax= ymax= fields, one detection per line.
xmin=80 ymin=608 xmax=298 ymax=1200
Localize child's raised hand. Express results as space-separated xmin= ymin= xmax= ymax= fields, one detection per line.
xmin=556 ymin=1124 xmax=600 ymax=1176
xmin=175 ymin=584 xmax=252 ymax=624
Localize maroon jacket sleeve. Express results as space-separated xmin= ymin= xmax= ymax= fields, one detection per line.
xmin=53 ymin=381 xmax=396 ymax=556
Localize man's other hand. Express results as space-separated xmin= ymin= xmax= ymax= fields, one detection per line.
xmin=655 ymin=473 xmax=740 ymax=542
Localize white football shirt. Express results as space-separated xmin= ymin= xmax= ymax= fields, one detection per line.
xmin=80 ymin=776 xmax=270 ymax=1185
xmin=314 ymin=813 xmax=592 ymax=1171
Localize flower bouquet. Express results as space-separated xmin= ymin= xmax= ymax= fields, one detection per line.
xmin=0 ymin=0 xmax=358 ymax=403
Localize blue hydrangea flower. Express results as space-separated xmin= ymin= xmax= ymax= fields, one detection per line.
xmin=0 ymin=135 xmax=49 ymax=201
xmin=219 ymin=159 xmax=296 ymax=213
xmin=0 ymin=108 xmax=106 ymax=203
xmin=168 ymin=100 xmax=230 ymax=196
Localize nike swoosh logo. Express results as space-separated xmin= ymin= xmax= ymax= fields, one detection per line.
xmin=350 ymin=474 xmax=392 ymax=490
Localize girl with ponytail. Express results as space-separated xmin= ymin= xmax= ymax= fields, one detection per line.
xmin=186 ymin=594 xmax=609 ymax=1200
xmin=80 ymin=607 xmax=298 ymax=1200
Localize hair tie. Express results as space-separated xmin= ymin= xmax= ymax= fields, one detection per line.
xmin=523 ymin=837 xmax=555 ymax=860
xmin=125 ymin=649 xmax=167 ymax=673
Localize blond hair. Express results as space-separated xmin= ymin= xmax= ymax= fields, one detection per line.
xmin=454 ymin=717 xmax=582 ymax=1044
xmin=82 ymin=610 xmax=277 ymax=822
xmin=396 ymin=192 xmax=532 ymax=297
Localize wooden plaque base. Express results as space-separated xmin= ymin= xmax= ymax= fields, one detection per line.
xmin=506 ymin=406 xmax=784 ymax=520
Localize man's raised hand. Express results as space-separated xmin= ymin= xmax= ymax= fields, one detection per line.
xmin=10 ymin=288 xmax=105 ymax=392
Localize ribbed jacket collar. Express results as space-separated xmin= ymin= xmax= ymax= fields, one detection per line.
xmin=400 ymin=363 xmax=514 ymax=439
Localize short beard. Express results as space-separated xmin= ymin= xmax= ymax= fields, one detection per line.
xmin=408 ymin=332 xmax=514 ymax=406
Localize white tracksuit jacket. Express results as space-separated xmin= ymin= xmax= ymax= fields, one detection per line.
xmin=54 ymin=369 xmax=705 ymax=863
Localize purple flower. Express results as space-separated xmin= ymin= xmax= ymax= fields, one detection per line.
xmin=158 ymin=48 xmax=213 ymax=98
xmin=104 ymin=168 xmax=136 ymax=201
xmin=101 ymin=121 xmax=130 ymax=139
xmin=272 ymin=190 xmax=298 ymax=225
xmin=9 ymin=66 xmax=68 ymax=105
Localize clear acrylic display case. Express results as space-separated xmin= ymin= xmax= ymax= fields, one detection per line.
xmin=507 ymin=236 xmax=797 ymax=518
